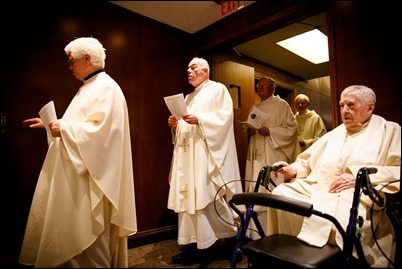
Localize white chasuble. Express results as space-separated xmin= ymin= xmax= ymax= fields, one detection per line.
xmin=167 ymin=80 xmax=242 ymax=249
xmin=19 ymin=72 xmax=137 ymax=268
xmin=297 ymin=115 xmax=382 ymax=247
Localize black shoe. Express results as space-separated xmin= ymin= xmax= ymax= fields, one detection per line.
xmin=171 ymin=246 xmax=206 ymax=265
xmin=172 ymin=251 xmax=196 ymax=265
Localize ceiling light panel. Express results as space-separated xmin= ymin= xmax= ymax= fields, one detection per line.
xmin=276 ymin=29 xmax=328 ymax=64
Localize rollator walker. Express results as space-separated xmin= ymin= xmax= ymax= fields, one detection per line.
xmin=228 ymin=165 xmax=399 ymax=268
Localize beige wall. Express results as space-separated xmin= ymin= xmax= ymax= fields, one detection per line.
xmin=212 ymin=52 xmax=333 ymax=131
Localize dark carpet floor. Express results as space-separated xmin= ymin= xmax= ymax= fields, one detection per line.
xmin=128 ymin=238 xmax=248 ymax=268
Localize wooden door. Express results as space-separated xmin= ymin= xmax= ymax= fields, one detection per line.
xmin=212 ymin=61 xmax=255 ymax=182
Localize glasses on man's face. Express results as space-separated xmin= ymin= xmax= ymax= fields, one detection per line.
xmin=68 ymin=58 xmax=77 ymax=65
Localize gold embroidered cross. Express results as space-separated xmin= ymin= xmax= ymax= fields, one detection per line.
xmin=179 ymin=138 xmax=189 ymax=152
xmin=180 ymin=184 xmax=188 ymax=198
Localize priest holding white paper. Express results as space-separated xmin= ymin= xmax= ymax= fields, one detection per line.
xmin=243 ymin=76 xmax=298 ymax=239
xmin=167 ymin=57 xmax=242 ymax=265
xmin=19 ymin=37 xmax=137 ymax=268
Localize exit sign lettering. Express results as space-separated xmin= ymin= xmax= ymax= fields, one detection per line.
xmin=221 ymin=1 xmax=245 ymax=16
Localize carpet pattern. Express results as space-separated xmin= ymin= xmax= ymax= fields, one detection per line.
xmin=128 ymin=239 xmax=248 ymax=268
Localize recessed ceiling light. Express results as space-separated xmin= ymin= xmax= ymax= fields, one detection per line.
xmin=276 ymin=29 xmax=328 ymax=64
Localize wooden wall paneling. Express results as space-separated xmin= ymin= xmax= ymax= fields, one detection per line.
xmin=212 ymin=60 xmax=255 ymax=181
xmin=328 ymin=1 xmax=401 ymax=126
xmin=131 ymin=21 xmax=192 ymax=234
xmin=1 ymin=2 xmax=193 ymax=263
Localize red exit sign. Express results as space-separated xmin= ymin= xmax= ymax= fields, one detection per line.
xmin=220 ymin=1 xmax=245 ymax=16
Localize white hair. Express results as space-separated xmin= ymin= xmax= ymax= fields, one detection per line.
xmin=295 ymin=94 xmax=310 ymax=103
xmin=342 ymin=85 xmax=376 ymax=103
xmin=190 ymin=57 xmax=210 ymax=73
xmin=64 ymin=37 xmax=106 ymax=68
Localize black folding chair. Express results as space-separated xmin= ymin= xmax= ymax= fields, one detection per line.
xmin=229 ymin=166 xmax=385 ymax=268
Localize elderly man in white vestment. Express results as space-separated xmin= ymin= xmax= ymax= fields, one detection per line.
xmin=19 ymin=37 xmax=137 ymax=268
xmin=167 ymin=57 xmax=243 ymax=265
xmin=244 ymin=76 xmax=298 ymax=239
xmin=271 ymin=85 xmax=400 ymax=268
xmin=293 ymin=93 xmax=327 ymax=157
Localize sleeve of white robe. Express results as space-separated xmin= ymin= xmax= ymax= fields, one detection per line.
xmin=195 ymin=82 xmax=242 ymax=197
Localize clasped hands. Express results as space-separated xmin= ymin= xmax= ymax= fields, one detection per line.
xmin=22 ymin=117 xmax=61 ymax=137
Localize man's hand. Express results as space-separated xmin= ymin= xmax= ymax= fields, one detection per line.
xmin=257 ymin=126 xmax=270 ymax=136
xmin=22 ymin=117 xmax=44 ymax=129
xmin=247 ymin=127 xmax=256 ymax=136
xmin=168 ymin=116 xmax=178 ymax=128
xmin=272 ymin=161 xmax=296 ymax=182
xmin=329 ymin=173 xmax=355 ymax=193
xmin=182 ymin=114 xmax=198 ymax=125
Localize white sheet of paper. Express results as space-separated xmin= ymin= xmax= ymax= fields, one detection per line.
xmin=38 ymin=101 xmax=57 ymax=134
xmin=240 ymin=106 xmax=267 ymax=129
xmin=164 ymin=93 xmax=187 ymax=119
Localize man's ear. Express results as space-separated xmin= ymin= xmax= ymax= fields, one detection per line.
xmin=368 ymin=102 xmax=375 ymax=112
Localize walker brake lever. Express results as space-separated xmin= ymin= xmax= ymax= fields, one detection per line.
xmin=261 ymin=165 xmax=284 ymax=191
xmin=272 ymin=165 xmax=284 ymax=171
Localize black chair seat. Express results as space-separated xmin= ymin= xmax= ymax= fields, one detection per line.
xmin=241 ymin=234 xmax=342 ymax=268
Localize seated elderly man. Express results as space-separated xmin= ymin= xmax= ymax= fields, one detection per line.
xmin=271 ymin=85 xmax=400 ymax=268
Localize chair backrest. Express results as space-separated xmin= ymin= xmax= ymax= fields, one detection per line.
xmin=229 ymin=192 xmax=348 ymax=251
xmin=230 ymin=192 xmax=313 ymax=217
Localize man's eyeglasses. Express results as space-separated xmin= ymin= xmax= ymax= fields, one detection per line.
xmin=68 ymin=58 xmax=77 ymax=65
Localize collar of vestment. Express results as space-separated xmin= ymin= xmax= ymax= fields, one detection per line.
xmin=83 ymin=69 xmax=105 ymax=81
xmin=194 ymin=79 xmax=211 ymax=92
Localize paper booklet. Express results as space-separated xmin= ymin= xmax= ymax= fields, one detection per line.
xmin=164 ymin=93 xmax=187 ymax=119
xmin=239 ymin=106 xmax=267 ymax=129
xmin=38 ymin=101 xmax=57 ymax=134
